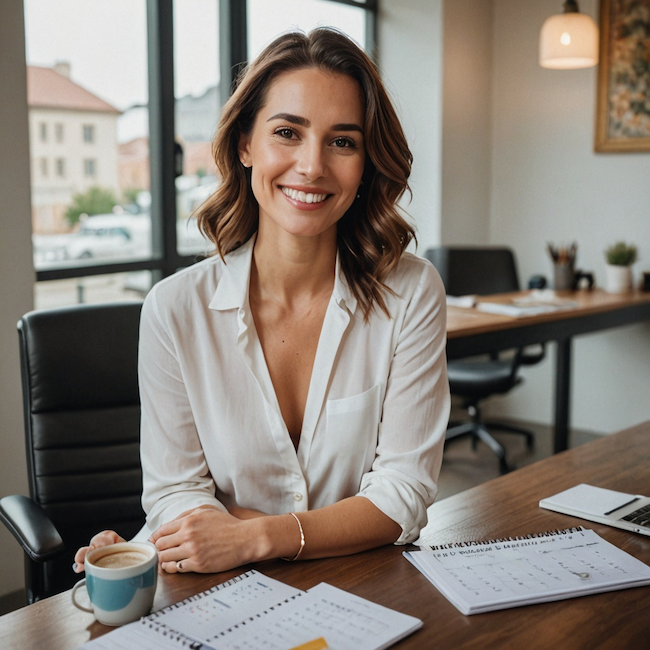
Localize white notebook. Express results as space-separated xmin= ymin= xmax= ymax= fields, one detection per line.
xmin=79 ymin=569 xmax=422 ymax=650
xmin=404 ymin=527 xmax=650 ymax=615
xmin=539 ymin=483 xmax=650 ymax=537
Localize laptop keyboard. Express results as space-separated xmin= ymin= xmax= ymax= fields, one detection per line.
xmin=621 ymin=504 xmax=650 ymax=527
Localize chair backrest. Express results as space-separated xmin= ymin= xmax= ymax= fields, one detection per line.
xmin=18 ymin=301 xmax=144 ymax=598
xmin=424 ymin=247 xmax=521 ymax=296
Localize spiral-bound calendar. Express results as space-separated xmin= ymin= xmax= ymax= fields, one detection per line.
xmin=79 ymin=569 xmax=422 ymax=650
xmin=404 ymin=527 xmax=650 ymax=615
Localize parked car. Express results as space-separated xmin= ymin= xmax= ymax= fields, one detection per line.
xmin=64 ymin=214 xmax=151 ymax=260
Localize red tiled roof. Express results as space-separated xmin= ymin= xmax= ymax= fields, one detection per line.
xmin=27 ymin=66 xmax=121 ymax=114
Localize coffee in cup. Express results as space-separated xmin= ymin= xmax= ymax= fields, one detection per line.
xmin=71 ymin=542 xmax=158 ymax=626
xmin=94 ymin=549 xmax=150 ymax=569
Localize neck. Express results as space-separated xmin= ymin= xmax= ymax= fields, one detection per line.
xmin=251 ymin=227 xmax=337 ymax=306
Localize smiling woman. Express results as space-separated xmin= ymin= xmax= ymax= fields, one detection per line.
xmin=74 ymin=28 xmax=450 ymax=580
xmin=238 ymin=68 xmax=366 ymax=245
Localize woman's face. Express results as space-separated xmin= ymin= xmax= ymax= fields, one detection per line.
xmin=239 ymin=67 xmax=366 ymax=242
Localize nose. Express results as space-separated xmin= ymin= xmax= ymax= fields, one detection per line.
xmin=295 ymin=140 xmax=327 ymax=180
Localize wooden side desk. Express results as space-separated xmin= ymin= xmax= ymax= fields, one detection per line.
xmin=2 ymin=421 xmax=648 ymax=649
xmin=446 ymin=289 xmax=650 ymax=452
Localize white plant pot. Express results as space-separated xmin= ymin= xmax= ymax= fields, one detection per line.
xmin=604 ymin=264 xmax=632 ymax=293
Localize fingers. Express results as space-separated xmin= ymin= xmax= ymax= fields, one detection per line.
xmin=89 ymin=530 xmax=125 ymax=548
xmin=149 ymin=518 xmax=182 ymax=545
xmin=73 ymin=530 xmax=126 ymax=573
xmin=73 ymin=546 xmax=90 ymax=573
xmin=160 ymin=557 xmax=194 ymax=574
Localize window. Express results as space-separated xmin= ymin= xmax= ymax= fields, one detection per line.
xmin=84 ymin=159 xmax=96 ymax=177
xmin=83 ymin=124 xmax=95 ymax=143
xmin=173 ymin=0 xmax=220 ymax=257
xmin=25 ymin=0 xmax=376 ymax=308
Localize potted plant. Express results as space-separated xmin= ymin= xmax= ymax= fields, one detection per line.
xmin=604 ymin=241 xmax=637 ymax=293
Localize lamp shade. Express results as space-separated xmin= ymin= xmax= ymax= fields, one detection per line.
xmin=539 ymin=10 xmax=599 ymax=69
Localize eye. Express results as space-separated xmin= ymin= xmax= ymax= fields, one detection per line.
xmin=274 ymin=127 xmax=296 ymax=140
xmin=332 ymin=136 xmax=356 ymax=148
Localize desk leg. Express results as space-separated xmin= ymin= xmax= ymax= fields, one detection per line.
xmin=554 ymin=337 xmax=572 ymax=453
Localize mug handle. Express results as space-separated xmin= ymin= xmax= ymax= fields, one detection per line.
xmin=71 ymin=579 xmax=94 ymax=613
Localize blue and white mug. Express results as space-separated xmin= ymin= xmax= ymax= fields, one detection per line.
xmin=71 ymin=541 xmax=158 ymax=626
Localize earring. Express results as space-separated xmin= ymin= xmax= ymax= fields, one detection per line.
xmin=356 ymin=181 xmax=363 ymax=199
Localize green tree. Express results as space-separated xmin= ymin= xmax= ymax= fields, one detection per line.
xmin=65 ymin=186 xmax=118 ymax=227
xmin=122 ymin=187 xmax=143 ymax=205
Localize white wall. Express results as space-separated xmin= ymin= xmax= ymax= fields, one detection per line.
xmin=0 ymin=0 xmax=35 ymax=597
xmin=441 ymin=0 xmax=493 ymax=245
xmin=489 ymin=0 xmax=650 ymax=432
xmin=377 ymin=0 xmax=444 ymax=253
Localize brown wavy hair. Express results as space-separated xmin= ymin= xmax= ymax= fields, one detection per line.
xmin=196 ymin=27 xmax=414 ymax=319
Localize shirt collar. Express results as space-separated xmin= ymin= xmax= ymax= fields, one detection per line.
xmin=209 ymin=236 xmax=255 ymax=312
xmin=208 ymin=233 xmax=359 ymax=317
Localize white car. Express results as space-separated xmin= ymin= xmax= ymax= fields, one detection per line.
xmin=64 ymin=214 xmax=151 ymax=261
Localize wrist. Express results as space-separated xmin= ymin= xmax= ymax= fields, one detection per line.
xmin=249 ymin=513 xmax=305 ymax=562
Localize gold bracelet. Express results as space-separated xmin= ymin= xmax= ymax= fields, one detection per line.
xmin=281 ymin=512 xmax=305 ymax=561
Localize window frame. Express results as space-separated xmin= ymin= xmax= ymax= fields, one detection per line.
xmin=34 ymin=0 xmax=378 ymax=284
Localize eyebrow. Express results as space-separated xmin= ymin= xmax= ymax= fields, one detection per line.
xmin=267 ymin=113 xmax=363 ymax=133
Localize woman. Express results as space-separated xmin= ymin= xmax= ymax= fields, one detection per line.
xmin=75 ymin=27 xmax=449 ymax=575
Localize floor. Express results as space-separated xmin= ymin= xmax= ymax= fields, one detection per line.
xmin=436 ymin=418 xmax=599 ymax=501
xmin=0 ymin=419 xmax=599 ymax=617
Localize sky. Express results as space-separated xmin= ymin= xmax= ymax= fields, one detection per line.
xmin=24 ymin=0 xmax=366 ymax=113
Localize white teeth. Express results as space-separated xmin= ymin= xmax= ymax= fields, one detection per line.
xmin=281 ymin=187 xmax=328 ymax=204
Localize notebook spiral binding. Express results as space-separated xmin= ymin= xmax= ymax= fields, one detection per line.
xmin=145 ymin=570 xmax=254 ymax=620
xmin=428 ymin=526 xmax=585 ymax=551
xmin=139 ymin=570 xmax=257 ymax=648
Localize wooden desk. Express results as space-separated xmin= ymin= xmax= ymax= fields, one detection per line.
xmin=446 ymin=289 xmax=650 ymax=452
xmin=2 ymin=421 xmax=648 ymax=649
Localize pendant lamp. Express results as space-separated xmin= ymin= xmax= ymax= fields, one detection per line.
xmin=539 ymin=0 xmax=599 ymax=69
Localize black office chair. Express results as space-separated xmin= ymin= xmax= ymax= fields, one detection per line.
xmin=0 ymin=302 xmax=145 ymax=603
xmin=425 ymin=247 xmax=544 ymax=473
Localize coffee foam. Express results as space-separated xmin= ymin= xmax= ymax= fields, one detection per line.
xmin=93 ymin=550 xmax=149 ymax=569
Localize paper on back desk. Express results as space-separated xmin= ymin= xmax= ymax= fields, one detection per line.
xmin=540 ymin=484 xmax=640 ymax=516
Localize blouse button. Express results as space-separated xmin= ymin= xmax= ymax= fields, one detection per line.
xmin=293 ymin=493 xmax=303 ymax=502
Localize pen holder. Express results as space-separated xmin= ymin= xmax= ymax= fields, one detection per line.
xmin=553 ymin=263 xmax=575 ymax=291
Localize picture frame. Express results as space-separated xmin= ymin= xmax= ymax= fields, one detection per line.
xmin=595 ymin=0 xmax=650 ymax=153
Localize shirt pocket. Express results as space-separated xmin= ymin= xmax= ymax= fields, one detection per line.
xmin=325 ymin=385 xmax=382 ymax=465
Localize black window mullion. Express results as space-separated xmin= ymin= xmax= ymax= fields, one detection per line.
xmin=147 ymin=0 xmax=179 ymax=278
xmin=219 ymin=0 xmax=248 ymax=106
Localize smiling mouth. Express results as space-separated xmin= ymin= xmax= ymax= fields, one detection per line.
xmin=281 ymin=187 xmax=330 ymax=204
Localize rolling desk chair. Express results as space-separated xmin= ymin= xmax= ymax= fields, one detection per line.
xmin=0 ymin=302 xmax=145 ymax=603
xmin=425 ymin=247 xmax=544 ymax=473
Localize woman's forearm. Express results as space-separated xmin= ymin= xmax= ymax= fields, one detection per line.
xmin=249 ymin=496 xmax=402 ymax=562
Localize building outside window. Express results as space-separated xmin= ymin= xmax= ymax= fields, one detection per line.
xmin=55 ymin=158 xmax=65 ymax=177
xmin=84 ymin=159 xmax=96 ymax=178
xmin=83 ymin=124 xmax=95 ymax=143
xmin=39 ymin=122 xmax=47 ymax=142
xmin=55 ymin=123 xmax=64 ymax=143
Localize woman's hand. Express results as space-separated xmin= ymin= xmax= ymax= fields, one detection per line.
xmin=73 ymin=530 xmax=126 ymax=573
xmin=150 ymin=505 xmax=261 ymax=574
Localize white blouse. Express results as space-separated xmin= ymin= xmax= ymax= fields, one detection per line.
xmin=138 ymin=236 xmax=449 ymax=544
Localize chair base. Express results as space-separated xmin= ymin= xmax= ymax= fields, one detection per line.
xmin=446 ymin=422 xmax=511 ymax=474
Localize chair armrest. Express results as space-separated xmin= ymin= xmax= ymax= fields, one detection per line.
xmin=0 ymin=495 xmax=65 ymax=562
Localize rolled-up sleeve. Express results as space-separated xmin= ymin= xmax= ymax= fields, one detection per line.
xmin=139 ymin=287 xmax=227 ymax=533
xmin=357 ymin=261 xmax=450 ymax=543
